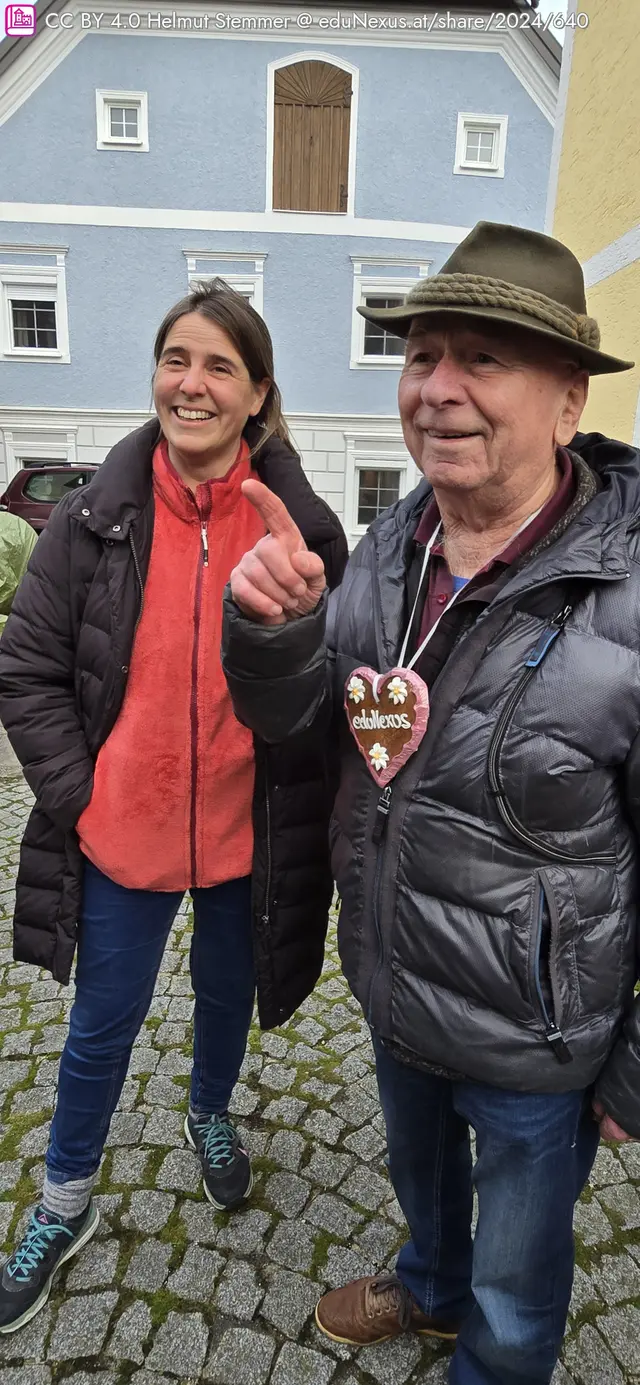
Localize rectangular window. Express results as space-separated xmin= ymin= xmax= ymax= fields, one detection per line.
xmin=11 ymin=299 xmax=57 ymax=350
xmin=0 ymin=251 xmax=70 ymax=363
xmin=454 ymin=113 xmax=508 ymax=177
xmin=23 ymin=471 xmax=94 ymax=502
xmin=357 ymin=468 xmax=401 ymax=526
xmin=350 ymin=261 xmax=431 ymax=370
xmin=96 ymin=90 xmax=149 ymax=151
xmin=184 ymin=253 xmax=267 ymax=316
xmin=362 ymin=296 xmax=406 ymax=359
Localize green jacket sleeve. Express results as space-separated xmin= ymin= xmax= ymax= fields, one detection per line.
xmin=0 ymin=513 xmax=39 ymax=632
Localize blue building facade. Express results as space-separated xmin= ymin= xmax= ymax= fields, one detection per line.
xmin=0 ymin=2 xmax=559 ymax=544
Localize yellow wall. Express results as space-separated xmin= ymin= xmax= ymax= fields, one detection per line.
xmin=578 ymin=262 xmax=640 ymax=441
xmin=553 ymin=0 xmax=640 ymax=262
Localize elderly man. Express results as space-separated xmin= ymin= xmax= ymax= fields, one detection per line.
xmin=223 ymin=222 xmax=639 ymax=1385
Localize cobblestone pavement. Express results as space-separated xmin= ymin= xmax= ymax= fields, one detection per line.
xmin=0 ymin=764 xmax=639 ymax=1385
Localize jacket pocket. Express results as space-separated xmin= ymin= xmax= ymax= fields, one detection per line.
xmin=529 ymin=868 xmax=578 ymax=1064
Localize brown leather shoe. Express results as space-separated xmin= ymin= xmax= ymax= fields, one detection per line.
xmin=315 ymin=1273 xmax=460 ymax=1346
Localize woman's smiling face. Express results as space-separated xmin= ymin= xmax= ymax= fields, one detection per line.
xmin=153 ymin=312 xmax=269 ymax=476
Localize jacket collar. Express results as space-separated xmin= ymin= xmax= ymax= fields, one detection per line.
xmin=69 ymin=417 xmax=344 ymax=547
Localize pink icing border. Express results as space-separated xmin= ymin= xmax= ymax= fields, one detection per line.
xmin=344 ymin=665 xmax=430 ymax=787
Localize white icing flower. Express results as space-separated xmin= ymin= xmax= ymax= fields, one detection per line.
xmin=387 ymin=676 xmax=408 ymax=706
xmin=347 ymin=675 xmax=366 ymax=704
xmin=369 ymin=743 xmax=389 ymax=771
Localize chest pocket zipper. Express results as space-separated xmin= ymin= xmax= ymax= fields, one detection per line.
xmin=531 ymin=874 xmax=573 ymax=1064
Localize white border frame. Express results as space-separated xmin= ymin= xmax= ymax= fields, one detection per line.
xmin=184 ymin=251 xmax=266 ymax=313
xmin=96 ymin=89 xmax=149 ymax=151
xmin=0 ymin=252 xmax=70 ymax=363
xmin=345 ymin=430 xmax=413 ymax=548
xmin=350 ymin=258 xmax=431 ymax=370
xmin=265 ymin=50 xmax=359 ymax=216
xmin=2 ymin=426 xmax=78 ymax=480
xmin=454 ymin=112 xmax=508 ymax=178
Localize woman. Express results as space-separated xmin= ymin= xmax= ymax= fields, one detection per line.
xmin=0 ymin=280 xmax=347 ymax=1334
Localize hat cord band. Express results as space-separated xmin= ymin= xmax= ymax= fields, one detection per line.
xmin=409 ymin=273 xmax=601 ymax=350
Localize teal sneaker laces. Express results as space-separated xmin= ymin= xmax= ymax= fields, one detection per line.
xmin=6 ymin=1212 xmax=74 ymax=1283
xmin=195 ymin=1114 xmax=237 ymax=1170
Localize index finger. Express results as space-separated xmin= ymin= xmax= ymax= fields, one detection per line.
xmin=242 ymin=478 xmax=306 ymax=552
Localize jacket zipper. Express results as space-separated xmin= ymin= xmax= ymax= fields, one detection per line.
xmin=487 ymin=606 xmax=615 ymax=867
xmin=367 ymin=783 xmax=394 ymax=1023
xmin=532 ymin=881 xmax=573 ymax=1064
xmin=262 ymin=772 xmax=273 ymax=932
xmin=190 ymin=492 xmax=211 ymax=885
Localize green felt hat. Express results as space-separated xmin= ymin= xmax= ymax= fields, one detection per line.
xmin=357 ymin=221 xmax=634 ymax=375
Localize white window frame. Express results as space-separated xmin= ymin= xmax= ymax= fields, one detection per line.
xmin=350 ymin=259 xmax=431 ymax=370
xmin=96 ymin=90 xmax=149 ymax=151
xmin=0 ymin=252 xmax=70 ymax=363
xmin=183 ymin=252 xmax=266 ymax=314
xmin=345 ymin=433 xmax=415 ymax=549
xmin=454 ymin=113 xmax=508 ymax=178
xmin=2 ymin=428 xmax=77 ymax=481
xmin=265 ymin=51 xmax=359 ymax=217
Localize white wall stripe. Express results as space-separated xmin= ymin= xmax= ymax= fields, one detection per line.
xmin=0 ymin=203 xmax=471 ymax=244
xmin=583 ymin=225 xmax=640 ymax=289
xmin=544 ymin=0 xmax=577 ymax=232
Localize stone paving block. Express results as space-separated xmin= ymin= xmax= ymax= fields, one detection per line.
xmin=593 ymin=1253 xmax=640 ymax=1306
xmin=323 ymin=1243 xmax=377 ymax=1289
xmin=324 ymin=1004 xmax=355 ymax=1034
xmin=105 ymin=1112 xmax=145 ymax=1147
xmin=265 ymin=1171 xmax=311 ymax=1219
xmin=228 ymin=1083 xmax=260 ymax=1116
xmin=11 ymin=1084 xmax=55 ymax=1115
xmin=168 ymin=1243 xmax=225 ymax=1301
xmin=260 ymin=1269 xmax=320 ymax=1338
xmin=267 ymin=1218 xmax=316 ymax=1273
xmin=62 ymin=1375 xmax=118 ymax=1385
xmin=157 ymin=1050 xmax=192 ymax=1077
xmin=303 ymin=1110 xmax=345 ymax=1147
xmin=180 ymin=1199 xmax=221 ymax=1246
xmin=125 ymin=1189 xmax=176 ymax=1233
xmin=259 ymin=1062 xmax=295 ymax=1092
xmin=294 ymin=1018 xmax=325 ymax=1046
xmin=237 ymin=1125 xmax=270 ymax=1158
xmin=216 ymin=1207 xmax=272 ymax=1255
xmin=116 ymin=1078 xmax=139 ymax=1111
xmin=268 ymin=1129 xmax=306 ymax=1172
xmin=551 ymin=1367 xmax=574 ymax=1385
xmin=0 ymin=1059 xmax=30 ymax=1090
xmin=0 ymin=1159 xmax=22 ymax=1193
xmin=154 ymin=1021 xmax=190 ymax=1047
xmin=590 ymin=1147 xmax=627 ymax=1188
xmin=301 ymin=1078 xmax=341 ymax=1103
xmin=618 ymin=1144 xmax=640 ymax=1180
xmin=204 ymin=1326 xmax=276 ymax=1384
xmin=263 ymin=1096 xmax=308 ymax=1125
xmin=0 ymin=1303 xmax=53 ymax=1362
xmin=2 ymin=1031 xmax=33 ymax=1056
xmin=33 ymin=1025 xmax=68 ymax=1054
xmin=305 ymin=1148 xmax=353 ymax=1189
xmin=290 ymin=1042 xmax=319 ymax=1064
xmin=127 ymin=1047 xmax=160 ymax=1075
xmin=239 ymin=1052 xmax=263 ymax=1079
xmin=342 ymin=1130 xmax=387 ymax=1163
xmin=19 ymin=1121 xmax=50 ymax=1157
xmin=66 ymin=1237 xmax=120 ymax=1289
xmin=261 ymin=1034 xmax=289 ymax=1058
xmin=357 ymin=1333 xmax=422 ymax=1384
xmin=305 ymin=1192 xmax=364 ymax=1238
xmin=124 ymin=1238 xmax=172 ymax=1291
xmin=340 ymin=1165 xmax=390 ymax=1211
xmin=573 ymin=1197 xmax=613 ymax=1246
xmin=563 ymin=1324 xmax=624 ymax=1384
xmin=144 ymin=1074 xmax=186 ymax=1108
xmin=337 ymin=1053 xmax=370 ymax=1082
xmin=355 ymin=1218 xmax=401 ymax=1264
xmin=110 ymin=1147 xmax=150 ymax=1185
xmin=33 ymin=1060 xmax=59 ymax=1087
xmin=48 ymin=1290 xmax=118 ymax=1360
xmin=214 ymin=1257 xmax=264 ymax=1319
xmin=271 ymin=1342 xmax=336 ymax=1385
xmin=317 ymin=979 xmax=344 ymax=1000
xmin=145 ymin=1310 xmax=209 ymax=1377
xmin=1 ymin=1369 xmax=52 ymax=1385
xmin=156 ymin=1147 xmax=201 ymax=1193
xmin=107 ymin=1298 xmax=152 ymax=1364
xmin=597 ymin=1182 xmax=640 ymax=1230
xmin=0 ymin=1199 xmax=15 ymax=1243
xmin=598 ymin=1305 xmax=640 ymax=1371
xmin=142 ymin=1109 xmax=185 ymax=1146
xmin=569 ymin=1264 xmax=598 ymax=1316
xmin=331 ymin=1089 xmax=378 ymax=1128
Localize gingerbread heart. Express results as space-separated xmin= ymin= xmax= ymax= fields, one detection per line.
xmin=344 ymin=666 xmax=430 ymax=787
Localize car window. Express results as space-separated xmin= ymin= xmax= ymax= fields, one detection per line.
xmin=22 ymin=472 xmax=93 ymax=503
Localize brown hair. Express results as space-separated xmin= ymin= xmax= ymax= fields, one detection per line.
xmin=152 ymin=278 xmax=293 ymax=453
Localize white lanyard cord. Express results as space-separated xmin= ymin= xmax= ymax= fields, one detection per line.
xmin=398 ymin=505 xmax=545 ymax=673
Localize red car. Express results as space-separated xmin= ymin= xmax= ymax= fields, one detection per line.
xmin=0 ymin=464 xmax=100 ymax=533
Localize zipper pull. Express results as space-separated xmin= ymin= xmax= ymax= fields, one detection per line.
xmin=201 ymin=523 xmax=209 ymax=567
xmin=525 ymin=605 xmax=573 ymax=668
xmin=372 ymin=785 xmax=393 ymax=845
xmin=545 ymin=1021 xmax=573 ymax=1065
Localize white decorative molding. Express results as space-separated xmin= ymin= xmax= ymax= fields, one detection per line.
xmin=0 ymin=3 xmax=558 ymax=131
xmin=545 ymin=0 xmax=578 ymax=231
xmin=1 ymin=424 xmax=78 ymax=479
xmin=0 ymin=202 xmax=471 ymax=245
xmin=0 ymin=250 xmax=70 ymax=363
xmin=265 ymin=50 xmax=359 ymax=217
xmin=184 ymin=250 xmax=267 ymax=311
xmin=95 ymin=89 xmax=149 ymax=151
xmin=344 ymin=429 xmax=414 ymax=548
xmin=0 ymin=242 xmax=69 ymax=257
xmin=350 ymin=260 xmax=431 ymax=370
xmin=582 ymin=226 xmax=640 ymax=290
xmin=453 ymin=112 xmax=508 ymax=178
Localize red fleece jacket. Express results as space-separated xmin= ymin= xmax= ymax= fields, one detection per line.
xmin=77 ymin=438 xmax=266 ymax=890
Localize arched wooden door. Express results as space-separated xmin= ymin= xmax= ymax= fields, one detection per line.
xmin=273 ymin=60 xmax=352 ymax=213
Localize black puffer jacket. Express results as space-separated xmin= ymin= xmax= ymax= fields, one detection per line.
xmin=224 ymin=433 xmax=640 ymax=1135
xmin=0 ymin=419 xmax=347 ymax=1027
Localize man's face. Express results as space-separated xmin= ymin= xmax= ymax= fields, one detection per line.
xmin=398 ymin=316 xmax=588 ymax=494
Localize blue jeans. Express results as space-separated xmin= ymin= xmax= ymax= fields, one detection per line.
xmin=46 ymin=861 xmax=255 ymax=1183
xmin=374 ymin=1038 xmax=600 ymax=1385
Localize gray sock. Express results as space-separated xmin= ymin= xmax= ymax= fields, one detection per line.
xmin=42 ymin=1171 xmax=96 ymax=1221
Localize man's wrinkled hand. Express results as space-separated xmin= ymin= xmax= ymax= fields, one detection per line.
xmin=231 ymin=479 xmax=327 ymax=626
xmin=592 ymin=1098 xmax=634 ymax=1142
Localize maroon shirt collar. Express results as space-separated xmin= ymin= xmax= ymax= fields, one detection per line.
xmin=414 ymin=447 xmax=575 ymax=574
